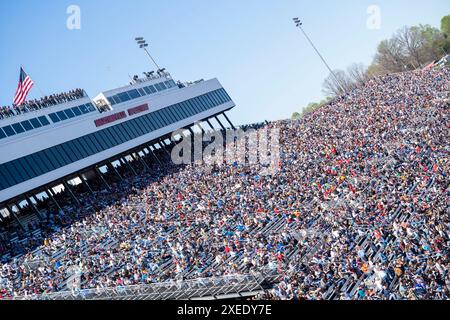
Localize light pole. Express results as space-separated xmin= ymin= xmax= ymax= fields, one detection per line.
xmin=292 ymin=18 xmax=346 ymax=94
xmin=135 ymin=37 xmax=161 ymax=71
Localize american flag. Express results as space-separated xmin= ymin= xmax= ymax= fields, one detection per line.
xmin=13 ymin=67 xmax=34 ymax=106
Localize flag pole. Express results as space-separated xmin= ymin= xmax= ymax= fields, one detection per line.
xmin=21 ymin=65 xmax=47 ymax=98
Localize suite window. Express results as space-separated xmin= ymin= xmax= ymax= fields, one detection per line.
xmin=92 ymin=132 xmax=108 ymax=150
xmin=86 ymin=103 xmax=96 ymax=112
xmin=79 ymin=104 xmax=89 ymax=114
xmin=106 ymin=127 xmax=122 ymax=145
xmin=131 ymin=119 xmax=145 ymax=136
xmin=56 ymin=111 xmax=68 ymax=121
xmin=30 ymin=152 xmax=52 ymax=173
xmin=29 ymin=118 xmax=42 ymax=128
xmin=118 ymin=92 xmax=131 ymax=102
xmin=3 ymin=162 xmax=22 ymax=184
xmin=13 ymin=159 xmax=33 ymax=181
xmin=2 ymin=126 xmax=15 ymax=137
xmin=184 ymin=102 xmax=196 ymax=116
xmin=107 ymin=97 xmax=116 ymax=106
xmin=172 ymin=106 xmax=184 ymax=121
xmin=70 ymin=137 xmax=88 ymax=157
xmin=138 ymin=88 xmax=146 ymax=96
xmin=46 ymin=148 xmax=64 ymax=168
xmin=79 ymin=136 xmax=95 ymax=155
xmin=128 ymin=89 xmax=140 ymax=99
xmin=60 ymin=143 xmax=77 ymax=163
xmin=41 ymin=149 xmax=59 ymax=170
xmin=12 ymin=123 xmax=25 ymax=134
xmin=153 ymin=111 xmax=167 ymax=127
xmin=72 ymin=106 xmax=82 ymax=116
xmin=54 ymin=144 xmax=71 ymax=165
xmin=0 ymin=176 xmax=7 ymax=190
xmin=85 ymin=135 xmax=101 ymax=153
xmin=187 ymin=100 xmax=200 ymax=114
xmin=203 ymin=95 xmax=214 ymax=109
xmin=64 ymin=140 xmax=82 ymax=161
xmin=64 ymin=108 xmax=76 ymax=119
xmin=134 ymin=117 xmax=149 ymax=134
xmin=210 ymin=91 xmax=221 ymax=105
xmin=97 ymin=130 xmax=114 ymax=149
xmin=144 ymin=114 xmax=157 ymax=130
xmin=164 ymin=108 xmax=177 ymax=123
xmin=49 ymin=113 xmax=60 ymax=123
xmin=143 ymin=86 xmax=151 ymax=95
xmin=0 ymin=166 xmax=15 ymax=187
xmin=154 ymin=83 xmax=163 ymax=91
xmin=123 ymin=122 xmax=139 ymax=138
xmin=137 ymin=115 xmax=153 ymax=132
xmin=24 ymin=155 xmax=42 ymax=176
xmin=39 ymin=116 xmax=50 ymax=126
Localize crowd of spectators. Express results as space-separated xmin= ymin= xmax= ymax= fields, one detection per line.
xmin=0 ymin=67 xmax=448 ymax=300
xmin=0 ymin=89 xmax=86 ymax=120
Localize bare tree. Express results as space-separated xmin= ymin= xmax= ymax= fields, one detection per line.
xmin=395 ymin=26 xmax=426 ymax=68
xmin=347 ymin=63 xmax=368 ymax=85
xmin=374 ymin=38 xmax=410 ymax=73
xmin=322 ymin=70 xmax=355 ymax=97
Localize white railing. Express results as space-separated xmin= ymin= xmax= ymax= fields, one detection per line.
xmin=10 ymin=272 xmax=275 ymax=300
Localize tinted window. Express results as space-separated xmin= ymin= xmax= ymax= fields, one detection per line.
xmin=79 ymin=104 xmax=89 ymax=114
xmin=3 ymin=162 xmax=21 ymax=184
xmin=154 ymin=83 xmax=163 ymax=91
xmin=118 ymin=92 xmax=131 ymax=102
xmin=2 ymin=126 xmax=15 ymax=136
xmin=143 ymin=86 xmax=151 ymax=95
xmin=39 ymin=116 xmax=50 ymax=126
xmin=128 ymin=89 xmax=140 ymax=99
xmin=17 ymin=158 xmax=33 ymax=180
xmin=61 ymin=143 xmax=77 ymax=162
xmin=56 ymin=111 xmax=68 ymax=121
xmin=86 ymin=103 xmax=96 ymax=112
xmin=64 ymin=109 xmax=76 ymax=118
xmin=24 ymin=155 xmax=42 ymax=176
xmin=30 ymin=152 xmax=51 ymax=173
xmin=0 ymin=165 xmax=15 ymax=187
xmin=21 ymin=121 xmax=33 ymax=131
xmin=49 ymin=113 xmax=60 ymax=123
xmin=54 ymin=144 xmax=71 ymax=165
xmin=107 ymin=97 xmax=116 ymax=106
xmin=187 ymin=100 xmax=200 ymax=113
xmin=138 ymin=88 xmax=146 ymax=96
xmin=72 ymin=106 xmax=82 ymax=116
xmin=47 ymin=147 xmax=65 ymax=168
xmin=112 ymin=96 xmax=121 ymax=104
xmin=0 ymin=128 xmax=6 ymax=139
xmin=169 ymin=106 xmax=182 ymax=121
xmin=29 ymin=118 xmax=42 ymax=128
xmin=12 ymin=123 xmax=25 ymax=134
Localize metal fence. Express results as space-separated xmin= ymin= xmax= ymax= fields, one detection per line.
xmin=11 ymin=272 xmax=278 ymax=300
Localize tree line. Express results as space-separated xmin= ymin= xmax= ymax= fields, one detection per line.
xmin=292 ymin=14 xmax=450 ymax=119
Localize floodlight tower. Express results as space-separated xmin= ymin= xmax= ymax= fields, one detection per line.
xmin=292 ymin=18 xmax=346 ymax=93
xmin=135 ymin=37 xmax=161 ymax=71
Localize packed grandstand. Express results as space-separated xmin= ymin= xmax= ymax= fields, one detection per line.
xmin=0 ymin=66 xmax=449 ymax=300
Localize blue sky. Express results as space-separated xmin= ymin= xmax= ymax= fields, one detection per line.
xmin=0 ymin=1 xmax=448 ymax=125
